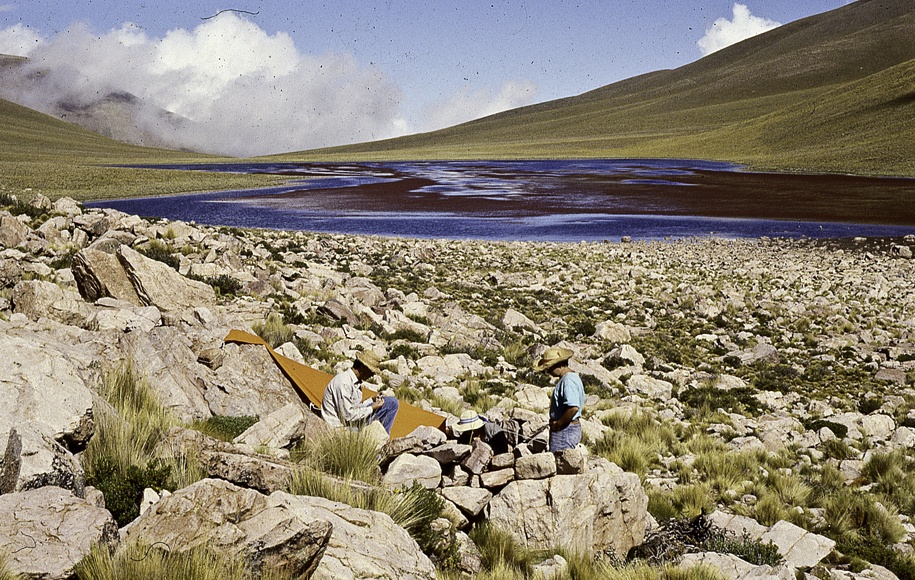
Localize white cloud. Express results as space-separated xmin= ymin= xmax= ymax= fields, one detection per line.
xmin=418 ymin=80 xmax=538 ymax=133
xmin=0 ymin=13 xmax=407 ymax=156
xmin=697 ymin=3 xmax=781 ymax=56
xmin=0 ymin=23 xmax=43 ymax=56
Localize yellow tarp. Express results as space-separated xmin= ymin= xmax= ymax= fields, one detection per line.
xmin=224 ymin=330 xmax=445 ymax=439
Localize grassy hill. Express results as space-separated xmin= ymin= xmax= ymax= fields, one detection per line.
xmin=0 ymin=98 xmax=281 ymax=200
xmin=279 ymin=0 xmax=915 ymax=177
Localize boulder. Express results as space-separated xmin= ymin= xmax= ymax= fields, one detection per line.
xmin=383 ymin=453 xmax=442 ymax=490
xmin=121 ymin=479 xmax=332 ymax=578
xmin=488 ymin=461 xmax=648 ymax=556
xmin=0 ymin=332 xmax=95 ymax=450
xmin=273 ymin=491 xmax=438 ymax=580
xmin=502 ymin=308 xmax=540 ymax=332
xmin=12 ymin=279 xmax=93 ymax=327
xmin=0 ymin=486 xmax=117 ymax=580
xmin=515 ymin=453 xmax=557 ymax=480
xmin=234 ymin=402 xmax=320 ymax=451
xmin=0 ymin=213 xmax=30 ymax=248
xmin=158 ymin=427 xmax=295 ymax=494
xmin=593 ymin=321 xmax=631 ymax=343
xmin=120 ymin=327 xmax=213 ymax=422
xmin=759 ymin=519 xmax=836 ymax=569
xmin=461 ymin=440 xmax=494 ymax=475
xmin=116 ymin=245 xmax=215 ymax=313
xmin=423 ymin=442 xmax=472 ymax=464
xmin=680 ymin=552 xmax=794 ymax=580
xmin=71 ymin=247 xmax=143 ymax=305
xmin=211 ymin=342 xmax=306 ymax=418
xmin=626 ymin=374 xmax=673 ymax=400
xmin=441 ymin=486 xmax=493 ymax=517
xmin=1 ymin=424 xmax=85 ymax=495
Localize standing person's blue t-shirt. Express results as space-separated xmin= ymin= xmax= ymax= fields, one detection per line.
xmin=550 ymin=371 xmax=585 ymax=422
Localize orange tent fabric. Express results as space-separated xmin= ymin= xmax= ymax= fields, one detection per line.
xmin=224 ymin=330 xmax=445 ymax=439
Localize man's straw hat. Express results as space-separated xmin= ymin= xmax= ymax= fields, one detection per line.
xmin=533 ymin=347 xmax=574 ymax=371
xmin=355 ymin=351 xmax=382 ymax=375
xmin=453 ymin=410 xmax=485 ymax=433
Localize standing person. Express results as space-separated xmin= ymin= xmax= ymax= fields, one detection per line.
xmin=534 ymin=347 xmax=584 ymax=452
xmin=322 ymin=351 xmax=399 ymax=434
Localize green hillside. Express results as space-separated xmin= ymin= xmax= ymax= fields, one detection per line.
xmin=0 ymin=98 xmax=280 ymax=200
xmin=280 ymin=0 xmax=915 ymax=177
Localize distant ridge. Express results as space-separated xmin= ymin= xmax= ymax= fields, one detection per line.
xmin=289 ymin=0 xmax=915 ymax=177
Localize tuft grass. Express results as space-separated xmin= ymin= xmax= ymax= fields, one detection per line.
xmin=74 ymin=542 xmax=290 ymax=580
xmin=252 ymin=312 xmax=295 ymax=349
xmin=468 ymin=522 xmax=533 ymax=577
xmin=191 ymin=415 xmax=260 ymax=443
xmin=0 ymin=552 xmax=24 ymax=580
xmin=290 ymin=427 xmax=381 ymax=483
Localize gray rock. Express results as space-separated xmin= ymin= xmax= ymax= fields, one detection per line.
xmin=423 ymin=442 xmax=472 ymax=464
xmin=0 ymin=486 xmax=117 ymax=580
xmin=234 ymin=402 xmax=316 ymax=451
xmin=72 ymin=247 xmax=142 ymax=305
xmin=759 ymin=519 xmax=835 ymax=569
xmin=441 ymin=486 xmax=492 ymax=517
xmin=593 ymin=321 xmax=631 ymax=343
xmin=461 ymin=439 xmax=494 ymax=475
xmin=2 ymin=424 xmax=85 ymax=495
xmin=211 ymin=342 xmax=308 ymax=418
xmin=0 ymin=332 xmax=95 ymax=450
xmin=12 ymin=279 xmax=93 ymax=327
xmin=502 ymin=308 xmax=540 ymax=332
xmin=0 ymin=213 xmax=30 ymax=248
xmin=384 ymin=453 xmax=442 ymax=490
xmin=274 ymin=491 xmax=438 ymax=580
xmin=626 ymin=374 xmax=674 ymax=400
xmin=680 ymin=552 xmax=794 ymax=580
xmin=117 ymin=244 xmax=215 ymax=313
xmin=555 ymin=446 xmax=588 ymax=475
xmin=121 ymin=479 xmax=332 ymax=578
xmin=120 ymin=327 xmax=213 ymax=422
xmin=489 ymin=464 xmax=648 ymax=556
xmin=480 ymin=467 xmax=515 ymax=489
xmin=515 ymin=452 xmax=557 ymax=480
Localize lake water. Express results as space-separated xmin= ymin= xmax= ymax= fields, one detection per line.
xmin=86 ymin=159 xmax=915 ymax=242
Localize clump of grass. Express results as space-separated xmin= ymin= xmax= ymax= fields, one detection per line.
xmin=74 ymin=542 xmax=290 ymax=580
xmin=0 ymin=552 xmax=24 ymax=580
xmin=204 ymin=274 xmax=243 ymax=297
xmin=701 ymin=530 xmax=782 ymax=567
xmin=81 ymin=363 xmax=203 ymax=526
xmin=594 ymin=562 xmax=726 ymax=580
xmin=252 ymin=312 xmax=295 ymax=348
xmin=290 ymin=427 xmax=381 ymax=483
xmin=468 ymin=522 xmax=533 ymax=577
xmin=592 ymin=411 xmax=682 ymax=478
xmin=648 ymin=483 xmax=715 ymax=520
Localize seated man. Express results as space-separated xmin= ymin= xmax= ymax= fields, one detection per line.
xmin=321 ymin=351 xmax=399 ymax=433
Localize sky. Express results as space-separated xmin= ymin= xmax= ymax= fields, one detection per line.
xmin=0 ymin=0 xmax=853 ymax=156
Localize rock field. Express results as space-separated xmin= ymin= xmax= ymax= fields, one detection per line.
xmin=1 ymin=193 xmax=914 ymax=579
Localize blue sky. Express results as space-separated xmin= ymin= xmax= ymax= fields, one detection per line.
xmin=0 ymin=1 xmax=852 ymax=155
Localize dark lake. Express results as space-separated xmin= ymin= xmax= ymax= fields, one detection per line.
xmin=86 ymin=159 xmax=915 ymax=242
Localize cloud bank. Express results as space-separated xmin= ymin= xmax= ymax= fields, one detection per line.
xmin=0 ymin=14 xmax=535 ymax=156
xmin=697 ymin=3 xmax=781 ymax=56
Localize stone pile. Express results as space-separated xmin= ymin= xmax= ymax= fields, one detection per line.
xmin=1 ymin=195 xmax=914 ymax=579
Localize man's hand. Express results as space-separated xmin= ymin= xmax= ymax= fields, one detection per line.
xmin=371 ymin=396 xmax=385 ymax=411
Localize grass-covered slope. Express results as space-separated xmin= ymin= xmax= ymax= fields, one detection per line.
xmin=0 ymin=98 xmax=281 ymax=201
xmin=284 ymin=0 xmax=915 ymax=177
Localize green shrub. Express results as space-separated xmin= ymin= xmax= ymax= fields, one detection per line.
xmin=137 ymin=240 xmax=179 ymax=270
xmin=192 ymin=415 xmax=259 ymax=442
xmin=205 ymin=274 xmax=243 ymax=297
xmin=804 ymin=419 xmax=848 ymax=439
xmin=388 ymin=328 xmax=428 ymax=343
xmin=858 ymin=397 xmax=883 ymax=415
xmin=701 ymin=530 xmax=782 ymax=566
xmin=88 ymin=456 xmax=171 ymax=526
xmin=390 ymin=342 xmax=420 ymax=360
xmin=835 ymin=534 xmax=915 ymax=580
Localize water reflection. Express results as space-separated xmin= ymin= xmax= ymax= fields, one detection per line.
xmin=89 ymin=159 xmax=915 ymax=242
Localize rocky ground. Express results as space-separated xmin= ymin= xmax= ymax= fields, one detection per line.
xmin=1 ymin=192 xmax=914 ymax=579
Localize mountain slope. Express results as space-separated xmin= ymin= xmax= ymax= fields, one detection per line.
xmin=286 ymin=0 xmax=915 ymax=176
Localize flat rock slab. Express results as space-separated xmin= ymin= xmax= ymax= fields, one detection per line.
xmin=0 ymin=486 xmax=117 ymax=580
xmin=760 ymin=519 xmax=836 ymax=569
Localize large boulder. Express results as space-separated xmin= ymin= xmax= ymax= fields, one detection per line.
xmin=488 ymin=459 xmax=648 ymax=556
xmin=210 ymin=342 xmax=306 ymax=418
xmin=71 ymin=247 xmax=143 ymax=305
xmin=119 ymin=327 xmax=213 ymax=422
xmin=0 ymin=331 xmax=95 ymax=449
xmin=116 ymin=244 xmax=215 ymax=313
xmin=0 ymin=486 xmax=117 ymax=580
xmin=0 ymin=212 xmax=30 ymax=248
xmin=272 ymin=491 xmax=438 ymax=580
xmin=1 ymin=425 xmax=85 ymax=495
xmin=12 ymin=279 xmax=94 ymax=327
xmin=121 ymin=479 xmax=332 ymax=578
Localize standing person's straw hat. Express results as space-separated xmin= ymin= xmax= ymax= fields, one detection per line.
xmin=355 ymin=351 xmax=382 ymax=375
xmin=533 ymin=347 xmax=574 ymax=371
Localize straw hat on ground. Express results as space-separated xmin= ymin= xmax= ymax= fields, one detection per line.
xmin=355 ymin=351 xmax=382 ymax=375
xmin=533 ymin=347 xmax=574 ymax=371
xmin=453 ymin=410 xmax=485 ymax=433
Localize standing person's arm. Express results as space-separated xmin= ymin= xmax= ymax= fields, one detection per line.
xmin=550 ymin=405 xmax=580 ymax=431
